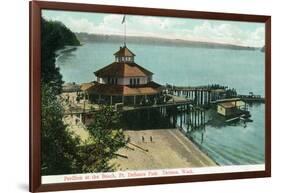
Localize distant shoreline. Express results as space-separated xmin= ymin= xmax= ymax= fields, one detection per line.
xmin=76 ymin=32 xmax=260 ymax=51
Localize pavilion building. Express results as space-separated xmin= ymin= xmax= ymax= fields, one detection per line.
xmin=84 ymin=45 xmax=163 ymax=106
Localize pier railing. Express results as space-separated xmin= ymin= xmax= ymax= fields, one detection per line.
xmin=164 ymin=84 xmax=233 ymax=106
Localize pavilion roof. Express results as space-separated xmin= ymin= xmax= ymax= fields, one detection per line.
xmin=94 ymin=62 xmax=153 ymax=77
xmin=85 ymin=81 xmax=162 ymax=96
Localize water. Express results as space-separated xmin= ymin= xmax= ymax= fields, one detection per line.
xmin=56 ymin=42 xmax=265 ymax=165
xmin=57 ymin=42 xmax=265 ymax=95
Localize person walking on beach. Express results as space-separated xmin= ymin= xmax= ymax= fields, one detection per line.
xmin=150 ymin=136 xmax=153 ymax=142
xmin=142 ymin=136 xmax=145 ymax=142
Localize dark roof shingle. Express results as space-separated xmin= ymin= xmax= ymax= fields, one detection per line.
xmin=86 ymin=82 xmax=162 ymax=96
xmin=94 ymin=62 xmax=153 ymax=77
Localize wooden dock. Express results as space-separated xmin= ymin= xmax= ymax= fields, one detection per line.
xmin=63 ymin=92 xmax=207 ymax=133
xmin=62 ymin=83 xmax=264 ymax=136
xmin=63 ymin=93 xmax=191 ymax=115
xmin=164 ymin=84 xmax=231 ymax=106
xmin=237 ymin=94 xmax=265 ymax=102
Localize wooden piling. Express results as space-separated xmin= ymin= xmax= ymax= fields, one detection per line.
xmin=200 ymin=90 xmax=203 ymax=105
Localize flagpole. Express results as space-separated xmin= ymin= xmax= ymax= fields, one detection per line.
xmin=122 ymin=15 xmax=126 ymax=46
xmin=123 ymin=15 xmax=126 ymax=46
xmin=124 ymin=16 xmax=127 ymax=47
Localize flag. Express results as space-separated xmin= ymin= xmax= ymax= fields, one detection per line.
xmin=121 ymin=15 xmax=126 ymax=24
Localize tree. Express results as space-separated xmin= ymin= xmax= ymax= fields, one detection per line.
xmin=40 ymin=18 xmax=127 ymax=174
xmin=78 ymin=105 xmax=128 ymax=173
xmin=40 ymin=18 xmax=82 ymax=175
xmin=41 ymin=84 xmax=80 ymax=175
xmin=41 ymin=18 xmax=80 ymax=95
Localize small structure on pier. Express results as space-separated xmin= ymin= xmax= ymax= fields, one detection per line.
xmin=217 ymin=98 xmax=248 ymax=117
xmin=84 ymin=45 xmax=163 ymax=106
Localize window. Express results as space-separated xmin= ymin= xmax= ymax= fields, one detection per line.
xmin=107 ymin=78 xmax=117 ymax=84
xmin=130 ymin=78 xmax=140 ymax=86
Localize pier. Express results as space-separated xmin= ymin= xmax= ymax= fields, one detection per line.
xmin=237 ymin=94 xmax=265 ymax=103
xmin=63 ymin=92 xmax=207 ymax=134
xmin=164 ymin=84 xmax=231 ymax=106
xmin=61 ymin=83 xmax=266 ymax=170
xmin=62 ymin=83 xmax=264 ymax=133
xmin=61 ymin=83 xmax=264 ymax=143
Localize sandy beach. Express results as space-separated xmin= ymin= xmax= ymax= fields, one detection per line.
xmin=63 ymin=110 xmax=217 ymax=170
xmin=110 ymin=129 xmax=217 ymax=171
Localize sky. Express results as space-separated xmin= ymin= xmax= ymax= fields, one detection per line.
xmin=42 ymin=10 xmax=265 ymax=47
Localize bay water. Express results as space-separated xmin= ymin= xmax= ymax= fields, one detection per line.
xmin=56 ymin=42 xmax=265 ymax=166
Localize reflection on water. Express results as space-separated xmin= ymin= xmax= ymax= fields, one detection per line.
xmin=184 ymin=103 xmax=265 ymax=165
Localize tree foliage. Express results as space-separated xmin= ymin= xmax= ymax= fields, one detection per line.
xmin=41 ymin=85 xmax=127 ymax=175
xmin=41 ymin=18 xmax=127 ymax=175
xmin=41 ymin=18 xmax=81 ymax=175
xmin=41 ymin=18 xmax=80 ymax=95
xmin=78 ymin=106 xmax=128 ymax=173
xmin=41 ymin=84 xmax=80 ymax=175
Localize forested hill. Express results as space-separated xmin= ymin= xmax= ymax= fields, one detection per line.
xmin=76 ymin=32 xmax=258 ymax=51
xmin=41 ymin=18 xmax=80 ymax=94
xmin=42 ymin=18 xmax=80 ymax=51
